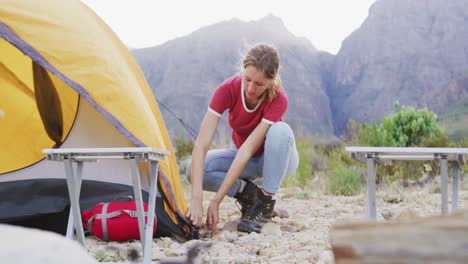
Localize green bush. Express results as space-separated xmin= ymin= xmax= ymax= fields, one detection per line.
xmin=326 ymin=149 xmax=363 ymax=196
xmin=380 ymin=102 xmax=443 ymax=147
xmin=349 ymin=102 xmax=444 ymax=148
xmin=174 ymin=133 xmax=194 ymax=160
xmin=173 ymin=133 xmax=194 ymax=180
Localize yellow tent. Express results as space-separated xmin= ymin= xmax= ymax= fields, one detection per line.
xmin=0 ymin=0 xmax=194 ymax=239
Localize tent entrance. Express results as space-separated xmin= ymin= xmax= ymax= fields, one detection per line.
xmin=0 ymin=38 xmax=78 ymax=174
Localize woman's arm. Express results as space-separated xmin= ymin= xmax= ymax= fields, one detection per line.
xmin=206 ymin=121 xmax=271 ymax=230
xmin=187 ymin=112 xmax=220 ymax=226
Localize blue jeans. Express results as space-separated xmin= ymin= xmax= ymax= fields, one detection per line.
xmin=186 ymin=122 xmax=299 ymax=196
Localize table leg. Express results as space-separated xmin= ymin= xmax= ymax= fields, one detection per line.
xmin=66 ymin=161 xmax=83 ymax=239
xmin=452 ymin=162 xmax=460 ymax=212
xmin=440 ymin=157 xmax=448 ymax=215
xmin=63 ymin=158 xmax=86 ymax=245
xmin=143 ymin=161 xmax=159 ymax=264
xmin=366 ymin=157 xmax=377 ymax=220
xmin=130 ymin=159 xmax=146 ymax=251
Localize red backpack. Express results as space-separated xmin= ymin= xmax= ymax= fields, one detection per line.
xmin=82 ymin=197 xmax=157 ymax=242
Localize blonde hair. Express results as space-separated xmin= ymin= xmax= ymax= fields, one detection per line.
xmin=242 ymin=44 xmax=281 ymax=102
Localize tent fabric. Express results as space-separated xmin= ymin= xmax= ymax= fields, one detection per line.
xmin=0 ymin=23 xmax=79 ymax=174
xmin=0 ymin=0 xmax=193 ymax=239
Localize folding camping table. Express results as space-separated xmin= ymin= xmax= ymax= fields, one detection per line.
xmin=345 ymin=147 xmax=468 ymax=220
xmin=43 ymin=147 xmax=169 ymax=264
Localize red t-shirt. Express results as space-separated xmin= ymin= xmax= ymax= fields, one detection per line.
xmin=208 ymin=75 xmax=288 ymax=156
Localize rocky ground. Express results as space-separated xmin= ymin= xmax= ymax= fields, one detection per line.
xmin=87 ymin=179 xmax=468 ymax=263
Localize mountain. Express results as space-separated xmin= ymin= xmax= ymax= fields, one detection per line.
xmin=132 ymin=15 xmax=334 ymax=141
xmin=132 ymin=0 xmax=468 ymax=141
xmin=331 ymin=0 xmax=468 ymax=134
xmin=427 ymin=74 xmax=468 ymax=141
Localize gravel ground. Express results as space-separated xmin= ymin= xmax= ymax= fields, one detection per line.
xmin=87 ymin=179 xmax=468 ymax=263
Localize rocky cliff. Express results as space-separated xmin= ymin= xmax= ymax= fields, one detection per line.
xmin=331 ymin=0 xmax=468 ymax=133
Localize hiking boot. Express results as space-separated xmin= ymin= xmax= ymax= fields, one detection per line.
xmin=233 ymin=180 xmax=259 ymax=217
xmin=237 ymin=189 xmax=276 ymax=233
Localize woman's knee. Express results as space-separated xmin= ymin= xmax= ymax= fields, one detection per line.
xmin=266 ymin=122 xmax=295 ymax=145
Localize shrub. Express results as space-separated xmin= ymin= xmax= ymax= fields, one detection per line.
xmin=174 ymin=133 xmax=194 ymax=160
xmin=326 ymin=149 xmax=363 ymax=196
xmin=349 ymin=102 xmax=444 ymax=148
xmin=380 ymin=102 xmax=443 ymax=147
xmin=173 ymin=133 xmax=194 ymax=180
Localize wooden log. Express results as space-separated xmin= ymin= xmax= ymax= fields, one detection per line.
xmin=330 ymin=210 xmax=468 ymax=264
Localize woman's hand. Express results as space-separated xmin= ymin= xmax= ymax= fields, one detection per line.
xmin=186 ymin=199 xmax=204 ymax=227
xmin=206 ymin=199 xmax=221 ymax=231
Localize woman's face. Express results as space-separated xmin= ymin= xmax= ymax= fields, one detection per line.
xmin=243 ymin=65 xmax=273 ymax=102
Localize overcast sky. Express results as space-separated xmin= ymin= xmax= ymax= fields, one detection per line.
xmin=81 ymin=0 xmax=376 ymax=54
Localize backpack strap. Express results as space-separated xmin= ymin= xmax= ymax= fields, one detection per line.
xmin=89 ymin=210 xmax=147 ymax=220
xmin=101 ymin=202 xmax=110 ymax=241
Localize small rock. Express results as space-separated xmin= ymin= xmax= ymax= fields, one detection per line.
xmin=294 ymin=250 xmax=318 ymax=262
xmin=262 ymin=222 xmax=282 ymax=237
xmin=214 ymin=230 xmax=238 ymax=243
xmin=280 ymin=225 xmax=298 ymax=233
xmin=267 ymin=254 xmax=291 ymax=262
xmin=161 ymin=237 xmax=172 ymax=248
xmin=273 ymin=199 xmax=290 ymax=218
xmin=258 ymin=248 xmax=275 ymax=257
xmin=169 ymin=241 xmax=181 ymax=250
xmin=211 ymin=241 xmax=234 ymax=251
xmin=238 ymin=231 xmax=259 ymax=242
xmin=151 ymin=250 xmax=166 ymax=260
xmin=165 ymin=247 xmax=184 ymax=257
xmin=288 ymin=220 xmax=306 ymax=230
xmin=223 ymin=231 xmax=238 ymax=242
xmin=161 ymin=256 xmax=185 ymax=262
xmin=208 ymin=258 xmax=230 ymax=264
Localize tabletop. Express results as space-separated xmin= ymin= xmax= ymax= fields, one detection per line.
xmin=43 ymin=147 xmax=170 ymax=162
